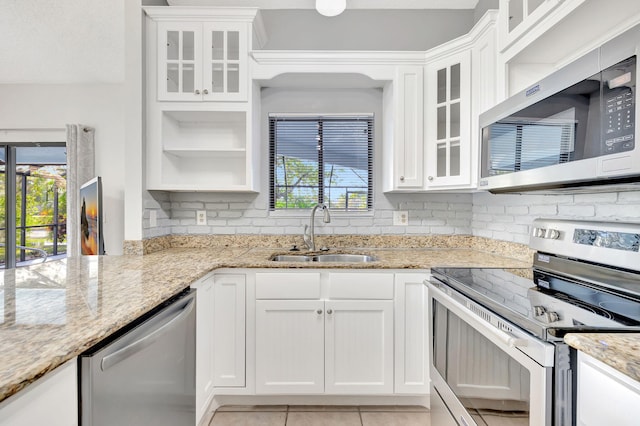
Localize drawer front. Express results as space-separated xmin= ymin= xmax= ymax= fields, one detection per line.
xmin=255 ymin=272 xmax=321 ymax=299
xmin=328 ymin=272 xmax=394 ymax=299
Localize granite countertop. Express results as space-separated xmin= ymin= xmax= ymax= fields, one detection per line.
xmin=0 ymin=245 xmax=531 ymax=404
xmin=565 ymin=333 xmax=640 ymax=382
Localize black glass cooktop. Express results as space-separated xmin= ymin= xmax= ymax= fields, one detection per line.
xmin=431 ymin=266 xmax=640 ymax=340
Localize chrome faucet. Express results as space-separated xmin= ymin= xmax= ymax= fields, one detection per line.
xmin=303 ymin=203 xmax=331 ymax=251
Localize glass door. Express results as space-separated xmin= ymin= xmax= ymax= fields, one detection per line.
xmin=426 ymin=51 xmax=471 ymax=188
xmin=157 ymin=22 xmax=203 ymax=101
xmin=202 ymin=22 xmax=247 ymax=101
xmin=0 ymin=144 xmax=67 ymax=269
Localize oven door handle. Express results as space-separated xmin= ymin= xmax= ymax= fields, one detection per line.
xmin=501 ymin=332 xmax=529 ymax=348
xmin=430 ymin=283 xmax=537 ymax=352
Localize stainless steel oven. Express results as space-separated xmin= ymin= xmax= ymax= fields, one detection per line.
xmin=428 ymin=218 xmax=640 ymax=426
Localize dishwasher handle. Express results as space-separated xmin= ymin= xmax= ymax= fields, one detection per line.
xmin=100 ymin=296 xmax=195 ymax=372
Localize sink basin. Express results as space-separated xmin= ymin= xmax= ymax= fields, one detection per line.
xmin=270 ymin=254 xmax=376 ymax=263
xmin=313 ymin=254 xmax=377 ymax=263
xmin=271 ymin=255 xmax=312 ymax=262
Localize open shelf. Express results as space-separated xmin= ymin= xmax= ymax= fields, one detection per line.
xmin=148 ymin=108 xmax=254 ymax=191
xmin=162 ymin=110 xmax=247 ymax=152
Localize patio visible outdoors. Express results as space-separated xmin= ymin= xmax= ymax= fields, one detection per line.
xmin=0 ymin=146 xmax=67 ymax=268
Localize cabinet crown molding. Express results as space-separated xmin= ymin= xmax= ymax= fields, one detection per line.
xmin=143 ymin=6 xmax=260 ymax=22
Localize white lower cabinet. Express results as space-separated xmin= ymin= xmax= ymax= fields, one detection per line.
xmin=255 ymin=300 xmax=325 ymax=394
xmin=194 ymin=274 xmax=215 ymax=424
xmin=209 ymin=269 xmax=430 ymax=399
xmin=255 ymin=299 xmax=393 ymax=395
xmin=394 ymin=273 xmax=430 ymax=394
xmin=0 ymin=359 xmax=77 ymax=426
xmin=212 ymin=274 xmax=246 ymax=388
xmin=577 ymin=351 xmax=640 ymax=426
xmin=254 ymin=271 xmax=410 ymax=396
xmin=324 ymin=300 xmax=394 ymax=394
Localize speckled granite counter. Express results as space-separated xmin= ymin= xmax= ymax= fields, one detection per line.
xmin=565 ymin=333 xmax=640 ymax=382
xmin=0 ymin=244 xmax=531 ymax=404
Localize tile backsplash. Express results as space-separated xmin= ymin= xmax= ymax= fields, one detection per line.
xmin=143 ymin=189 xmax=640 ymax=245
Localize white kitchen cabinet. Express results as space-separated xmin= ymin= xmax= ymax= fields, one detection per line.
xmin=155 ymin=19 xmax=248 ymax=102
xmin=394 ymin=273 xmax=430 ymax=394
xmin=577 ymin=351 xmax=640 ymax=426
xmin=193 ymin=274 xmax=215 ymax=424
xmin=324 ymin=300 xmax=394 ymax=394
xmin=254 ymin=271 xmax=395 ymax=395
xmin=143 ymin=7 xmax=262 ymax=192
xmin=425 ymin=50 xmax=472 ymax=188
xmin=213 ymin=274 xmax=246 ymax=388
xmin=0 ymin=359 xmax=77 ymax=426
xmin=388 ymin=66 xmax=424 ymax=190
xmin=255 ymin=300 xmax=325 ymax=394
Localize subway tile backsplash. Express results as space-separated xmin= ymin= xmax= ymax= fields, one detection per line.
xmin=143 ymin=190 xmax=640 ymax=245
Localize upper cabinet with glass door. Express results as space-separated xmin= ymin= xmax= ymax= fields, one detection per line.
xmin=155 ymin=17 xmax=249 ymax=102
xmin=425 ymin=51 xmax=471 ymax=188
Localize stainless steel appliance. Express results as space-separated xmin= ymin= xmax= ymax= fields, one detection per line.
xmin=428 ymin=218 xmax=640 ymax=425
xmin=479 ymin=24 xmax=640 ymax=193
xmin=79 ymin=289 xmax=196 ymax=426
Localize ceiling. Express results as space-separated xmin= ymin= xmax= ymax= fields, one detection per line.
xmin=166 ymin=0 xmax=480 ymax=9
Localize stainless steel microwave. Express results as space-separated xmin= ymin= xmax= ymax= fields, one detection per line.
xmin=479 ymin=24 xmax=640 ymax=193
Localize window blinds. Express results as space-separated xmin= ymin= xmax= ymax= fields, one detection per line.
xmin=269 ymin=114 xmax=373 ymax=211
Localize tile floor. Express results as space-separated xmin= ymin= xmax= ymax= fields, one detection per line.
xmin=209 ymin=405 xmax=431 ymax=426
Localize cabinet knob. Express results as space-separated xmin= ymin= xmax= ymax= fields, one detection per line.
xmin=194 ymin=89 xmax=200 ymax=95
xmin=317 ymin=309 xmax=323 ymax=314
xmin=428 ymin=176 xmax=434 ymax=181
xmin=203 ymin=89 xmax=209 ymax=94
xmin=327 ymin=309 xmax=333 ymax=314
xmin=399 ymin=176 xmax=405 ymax=182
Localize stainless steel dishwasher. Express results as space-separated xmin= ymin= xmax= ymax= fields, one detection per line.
xmin=79 ymin=289 xmax=196 ymax=426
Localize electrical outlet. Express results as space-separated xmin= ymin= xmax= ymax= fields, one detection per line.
xmin=196 ymin=210 xmax=207 ymax=226
xmin=149 ymin=210 xmax=157 ymax=227
xmin=393 ymin=211 xmax=408 ymax=226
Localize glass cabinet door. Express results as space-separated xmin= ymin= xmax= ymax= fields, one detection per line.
xmin=157 ymin=22 xmax=203 ymax=101
xmin=426 ymin=51 xmax=471 ymax=187
xmin=203 ymin=22 xmax=248 ymax=101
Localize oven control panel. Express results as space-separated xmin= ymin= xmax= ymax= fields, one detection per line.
xmin=531 ymin=226 xmax=562 ymax=240
xmin=530 ymin=219 xmax=640 ymax=273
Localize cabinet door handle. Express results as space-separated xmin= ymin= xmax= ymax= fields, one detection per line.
xmin=399 ymin=176 xmax=405 ymax=182
xmin=428 ymin=176 xmax=434 ymax=181
xmin=194 ymin=89 xmax=200 ymax=95
xmin=317 ymin=309 xmax=323 ymax=314
xmin=327 ymin=309 xmax=333 ymax=314
xmin=203 ymin=89 xmax=209 ymax=94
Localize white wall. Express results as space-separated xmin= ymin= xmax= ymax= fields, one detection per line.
xmin=260 ymin=9 xmax=475 ymax=51
xmin=0 ymin=84 xmax=126 ymax=255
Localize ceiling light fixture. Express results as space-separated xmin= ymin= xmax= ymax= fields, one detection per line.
xmin=316 ymin=0 xmax=346 ymax=17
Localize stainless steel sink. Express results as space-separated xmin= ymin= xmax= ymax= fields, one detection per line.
xmin=270 ymin=254 xmax=376 ymax=263
xmin=313 ymin=254 xmax=377 ymax=263
xmin=270 ymin=255 xmax=313 ymax=262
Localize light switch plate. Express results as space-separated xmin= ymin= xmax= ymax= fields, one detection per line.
xmin=196 ymin=210 xmax=207 ymax=226
xmin=393 ymin=211 xmax=408 ymax=226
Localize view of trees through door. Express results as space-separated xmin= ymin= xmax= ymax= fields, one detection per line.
xmin=0 ymin=145 xmax=67 ymax=268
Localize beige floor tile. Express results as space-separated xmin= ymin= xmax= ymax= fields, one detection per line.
xmin=216 ymin=405 xmax=288 ymax=412
xmin=361 ymin=411 xmax=431 ymax=426
xmin=359 ymin=405 xmax=429 ymax=412
xmin=288 ymin=405 xmax=359 ymax=412
xmin=286 ymin=411 xmax=362 ymax=426
xmin=210 ymin=411 xmax=287 ymax=426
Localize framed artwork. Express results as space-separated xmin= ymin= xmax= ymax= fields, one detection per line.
xmin=80 ymin=176 xmax=105 ymax=255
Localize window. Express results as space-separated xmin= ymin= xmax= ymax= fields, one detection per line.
xmin=269 ymin=114 xmax=373 ymax=211
xmin=0 ymin=144 xmax=67 ymax=268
